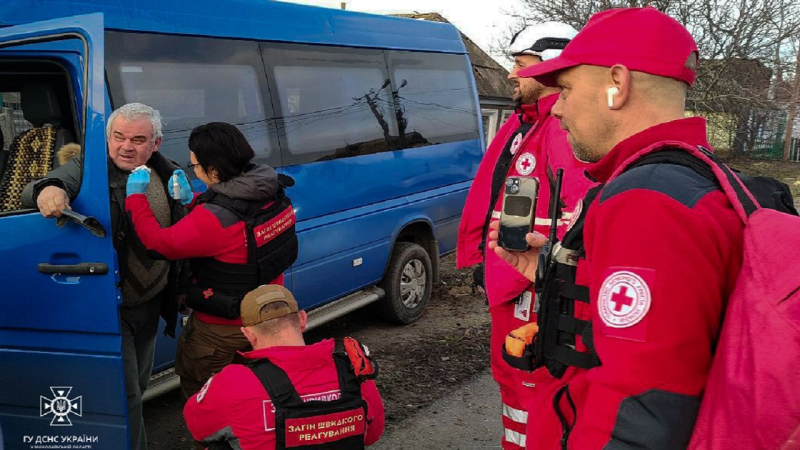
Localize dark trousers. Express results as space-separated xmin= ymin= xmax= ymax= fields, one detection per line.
xmin=175 ymin=313 xmax=250 ymax=401
xmin=120 ymin=299 xmax=161 ymax=450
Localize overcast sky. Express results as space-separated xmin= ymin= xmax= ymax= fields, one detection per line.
xmin=278 ymin=0 xmax=523 ymax=68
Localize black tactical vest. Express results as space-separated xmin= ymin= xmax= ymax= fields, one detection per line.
xmin=185 ymin=188 xmax=298 ymax=319
xmin=249 ymin=353 xmax=369 ymax=450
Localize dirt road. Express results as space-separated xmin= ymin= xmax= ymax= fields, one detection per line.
xmin=143 ymin=254 xmax=494 ymax=449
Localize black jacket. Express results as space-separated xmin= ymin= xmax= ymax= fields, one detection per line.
xmin=22 ymin=152 xmax=188 ymax=337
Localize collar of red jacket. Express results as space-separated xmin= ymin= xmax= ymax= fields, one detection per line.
xmin=240 ymin=338 xmax=334 ymax=362
xmin=518 ymin=92 xmax=559 ymax=123
xmin=587 ymin=116 xmax=710 ymax=183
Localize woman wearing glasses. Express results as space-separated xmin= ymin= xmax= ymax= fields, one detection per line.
xmin=124 ymin=122 xmax=297 ymax=400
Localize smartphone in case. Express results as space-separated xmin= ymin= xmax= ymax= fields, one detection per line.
xmin=498 ymin=176 xmax=539 ymax=252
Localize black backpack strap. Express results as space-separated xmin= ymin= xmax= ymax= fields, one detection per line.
xmin=249 ymin=358 xmax=305 ymax=408
xmin=627 ymin=149 xmax=716 ymax=183
xmin=333 ymin=353 xmax=364 ymax=399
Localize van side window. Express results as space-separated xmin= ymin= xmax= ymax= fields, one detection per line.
xmin=105 ymin=32 xmax=280 ymax=169
xmin=386 ymin=51 xmax=480 ymax=147
xmin=0 ymin=62 xmax=77 ymax=213
xmin=261 ymin=43 xmax=399 ymax=166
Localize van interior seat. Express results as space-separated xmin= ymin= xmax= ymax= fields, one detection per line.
xmin=0 ymin=128 xmax=5 ymax=179
xmin=0 ymin=83 xmax=75 ymax=211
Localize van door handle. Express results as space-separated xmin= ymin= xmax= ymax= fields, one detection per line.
xmin=56 ymin=209 xmax=106 ymax=238
xmin=38 ymin=263 xmax=109 ymax=275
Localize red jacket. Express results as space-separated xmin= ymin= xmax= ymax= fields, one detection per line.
xmin=125 ymin=166 xmax=284 ymax=325
xmin=457 ymin=93 xmax=592 ymax=306
xmin=184 ymin=339 xmax=385 ymax=449
xmin=524 ymin=117 xmax=745 ymax=449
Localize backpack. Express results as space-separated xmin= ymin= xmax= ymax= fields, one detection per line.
xmin=630 ymin=144 xmax=800 ymax=450
xmin=631 ymin=148 xmax=798 ymax=216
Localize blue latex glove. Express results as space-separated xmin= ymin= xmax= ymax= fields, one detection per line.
xmin=126 ymin=167 xmax=151 ymax=196
xmin=171 ymin=169 xmax=194 ymax=205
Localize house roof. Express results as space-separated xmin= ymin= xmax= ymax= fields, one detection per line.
xmin=394 ymin=13 xmax=513 ymax=100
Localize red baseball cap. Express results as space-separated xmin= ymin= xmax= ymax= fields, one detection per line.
xmin=518 ymin=7 xmax=698 ymax=87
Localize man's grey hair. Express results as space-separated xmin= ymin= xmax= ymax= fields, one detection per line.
xmin=106 ymin=102 xmax=163 ymax=144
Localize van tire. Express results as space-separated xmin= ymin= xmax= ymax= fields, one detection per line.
xmin=376 ymin=242 xmax=433 ymax=324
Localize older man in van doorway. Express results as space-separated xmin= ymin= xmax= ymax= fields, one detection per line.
xmin=23 ymin=102 xmax=188 ymax=450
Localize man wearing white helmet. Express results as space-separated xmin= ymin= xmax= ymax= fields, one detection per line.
xmin=456 ymin=21 xmax=593 ymax=450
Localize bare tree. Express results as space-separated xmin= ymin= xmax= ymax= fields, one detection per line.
xmin=506 ymin=0 xmax=800 ymax=156
xmin=784 ymin=45 xmax=800 ymax=161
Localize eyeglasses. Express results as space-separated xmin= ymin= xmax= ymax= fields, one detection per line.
xmin=186 ymin=161 xmax=201 ymax=170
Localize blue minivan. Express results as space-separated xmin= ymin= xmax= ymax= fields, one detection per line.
xmin=0 ymin=1 xmax=483 ymax=447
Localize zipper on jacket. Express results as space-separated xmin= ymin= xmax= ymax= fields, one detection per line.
xmin=553 ymin=384 xmax=576 ymax=450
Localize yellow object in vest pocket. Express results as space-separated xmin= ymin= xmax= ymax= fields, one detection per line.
xmin=505 ymin=323 xmax=539 ymax=357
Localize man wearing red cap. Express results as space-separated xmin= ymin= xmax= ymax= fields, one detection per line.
xmin=456 ymin=21 xmax=593 ymax=450
xmin=184 ymin=285 xmax=385 ymax=449
xmin=488 ymin=7 xmax=744 ymax=450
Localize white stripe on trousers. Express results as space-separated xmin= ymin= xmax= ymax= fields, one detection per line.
xmin=503 ymin=404 xmax=528 ymax=447
xmin=503 ymin=404 xmax=528 ymax=423
xmin=504 ymin=428 xmax=527 ymax=447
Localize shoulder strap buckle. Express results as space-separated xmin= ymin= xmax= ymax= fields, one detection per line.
xmin=551 ymin=242 xmax=579 ymax=267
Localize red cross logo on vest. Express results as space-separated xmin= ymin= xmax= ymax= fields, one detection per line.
xmin=515 ymin=152 xmax=536 ymax=176
xmin=611 ymin=286 xmax=635 ymax=312
xmin=203 ymin=288 xmax=214 ymax=299
xmin=566 ymin=199 xmax=583 ymax=232
xmin=598 ymin=270 xmax=651 ymax=328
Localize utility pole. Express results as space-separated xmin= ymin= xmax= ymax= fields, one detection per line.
xmin=784 ymin=43 xmax=800 ymax=162
xmin=354 ymin=79 xmax=392 ymax=147
xmin=392 ymin=79 xmax=408 ymax=148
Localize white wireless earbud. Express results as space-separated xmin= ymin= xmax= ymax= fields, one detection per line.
xmin=607 ymin=87 xmax=620 ymax=109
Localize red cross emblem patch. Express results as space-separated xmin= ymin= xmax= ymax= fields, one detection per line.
xmin=203 ymin=288 xmax=214 ymax=299
xmin=515 ymin=152 xmax=536 ymax=176
xmin=566 ymin=199 xmax=583 ymax=232
xmin=598 ymin=269 xmax=652 ymax=332
xmin=510 ymin=133 xmax=523 ymax=155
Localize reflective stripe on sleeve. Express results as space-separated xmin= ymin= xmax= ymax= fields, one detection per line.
xmin=533 ymin=218 xmax=568 ymax=227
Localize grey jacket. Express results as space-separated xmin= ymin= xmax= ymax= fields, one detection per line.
xmin=22 ymin=152 xmax=188 ymax=337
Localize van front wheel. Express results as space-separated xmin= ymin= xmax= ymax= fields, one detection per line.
xmin=376 ymin=242 xmax=433 ymax=324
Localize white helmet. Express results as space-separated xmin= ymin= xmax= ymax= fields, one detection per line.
xmin=509 ymin=21 xmax=579 ymax=61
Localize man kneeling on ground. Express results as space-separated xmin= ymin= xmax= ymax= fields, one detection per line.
xmin=184 ymin=285 xmax=385 ymax=449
